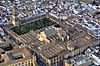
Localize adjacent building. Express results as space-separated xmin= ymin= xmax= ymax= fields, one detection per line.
xmin=0 ymin=47 xmax=37 ymax=66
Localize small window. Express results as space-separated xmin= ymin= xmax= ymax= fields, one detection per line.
xmin=31 ymin=60 xmax=33 ymax=62
xmin=28 ymin=63 xmax=30 ymax=66
xmin=31 ymin=63 xmax=33 ymax=66
xmin=0 ymin=59 xmax=4 ymax=63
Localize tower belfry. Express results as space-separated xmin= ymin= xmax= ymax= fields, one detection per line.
xmin=12 ymin=4 xmax=16 ymax=26
xmin=12 ymin=3 xmax=19 ymax=27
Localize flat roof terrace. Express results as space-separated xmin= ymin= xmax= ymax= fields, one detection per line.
xmin=11 ymin=18 xmax=56 ymax=35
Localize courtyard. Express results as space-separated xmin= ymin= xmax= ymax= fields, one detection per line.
xmin=11 ymin=18 xmax=56 ymax=35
